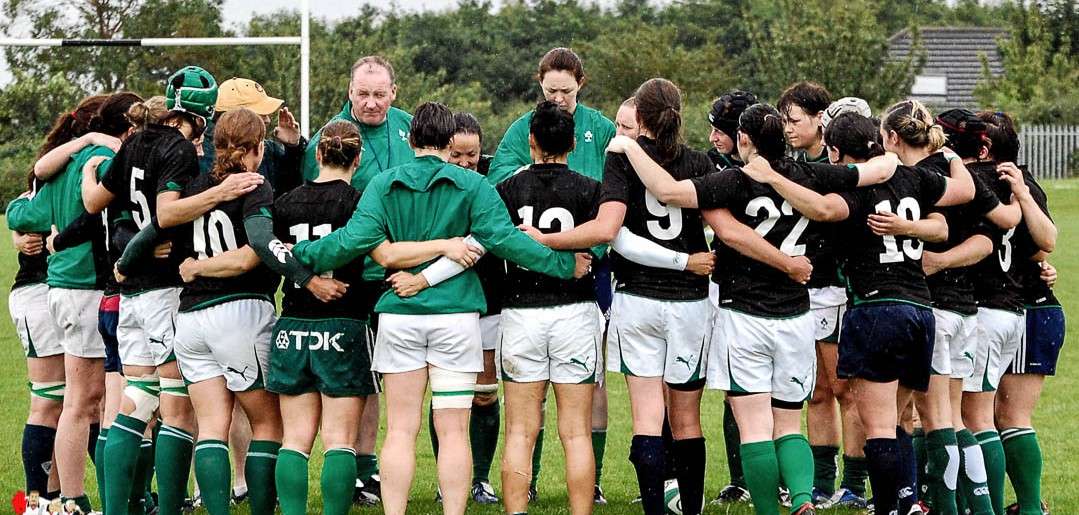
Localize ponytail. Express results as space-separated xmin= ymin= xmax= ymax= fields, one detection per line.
xmin=737 ymin=103 xmax=786 ymax=162
xmin=211 ymin=108 xmax=265 ymax=182
xmin=882 ymin=99 xmax=946 ymax=151
xmin=634 ymin=78 xmax=684 ymax=163
xmin=317 ymin=120 xmax=363 ymax=169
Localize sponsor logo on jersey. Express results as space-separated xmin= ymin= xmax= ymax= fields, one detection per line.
xmin=269 ymin=239 xmax=291 ymax=264
xmin=584 ymin=130 xmax=593 ymax=143
xmin=277 ymin=330 xmax=345 ymax=352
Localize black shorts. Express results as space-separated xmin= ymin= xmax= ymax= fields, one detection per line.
xmin=98 ymin=295 xmax=122 ymax=374
xmin=1008 ymin=306 xmax=1065 ymax=376
xmin=838 ymin=302 xmax=935 ymax=391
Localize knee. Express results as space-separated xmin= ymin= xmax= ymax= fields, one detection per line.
xmin=472 ymin=388 xmax=498 ymax=408
xmin=810 ymin=383 xmax=835 ymax=406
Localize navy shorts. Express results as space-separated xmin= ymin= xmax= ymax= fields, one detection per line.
xmin=838 ymin=302 xmax=935 ymax=391
xmin=592 ymin=256 xmax=613 ymax=319
xmin=98 ymin=295 xmax=122 ymax=374
xmin=1008 ymin=306 xmax=1065 ymax=376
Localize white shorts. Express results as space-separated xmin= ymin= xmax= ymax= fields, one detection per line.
xmin=498 ymin=302 xmax=603 ymax=384
xmin=932 ymin=309 xmax=978 ymax=379
xmin=174 ymin=299 xmax=275 ymax=392
xmin=707 ymin=308 xmax=817 ymax=403
xmin=374 ymin=312 xmax=482 ymax=374
xmin=964 ymin=307 xmax=1025 ymax=393
xmin=118 ymin=288 xmax=181 ymax=367
xmin=10 ymin=284 xmax=64 ymax=358
xmin=607 ymin=293 xmax=713 ymax=385
xmin=47 ymin=288 xmax=105 ymax=358
xmin=809 ymin=286 xmax=847 ymax=342
xmin=479 ymin=314 xmax=501 ymax=352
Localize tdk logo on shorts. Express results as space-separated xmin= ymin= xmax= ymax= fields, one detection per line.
xmin=276 ymin=330 xmax=345 ymax=352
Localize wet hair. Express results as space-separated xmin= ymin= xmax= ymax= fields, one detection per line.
xmin=94 ymin=92 xmax=143 ymax=137
xmin=977 ymin=111 xmax=1020 ymax=163
xmin=536 ymin=47 xmax=586 ymax=85
xmin=777 ymin=81 xmax=832 ymax=117
xmin=126 ymin=96 xmax=169 ymax=130
xmin=823 ymin=112 xmax=886 ymax=162
xmin=317 ymin=120 xmax=362 ymax=169
xmin=882 ymin=99 xmax=947 ymax=151
xmin=634 ymin=78 xmax=684 ymax=162
xmin=351 ymin=55 xmax=396 ymax=84
xmin=211 ymin=108 xmax=265 ymax=182
xmin=936 ymin=109 xmax=988 ymax=160
xmin=529 ymin=100 xmax=575 ymax=158
xmin=453 ymin=112 xmax=483 ymax=142
xmin=408 ymin=102 xmax=456 ymax=150
xmin=737 ymin=103 xmax=787 ymax=162
xmin=29 ymin=94 xmax=109 ymax=189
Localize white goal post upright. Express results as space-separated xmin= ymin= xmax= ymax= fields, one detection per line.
xmin=0 ymin=0 xmax=313 ymax=137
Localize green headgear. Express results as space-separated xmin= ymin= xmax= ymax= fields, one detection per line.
xmin=165 ymin=66 xmax=218 ymax=119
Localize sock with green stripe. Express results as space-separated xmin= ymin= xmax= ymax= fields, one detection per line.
xmin=592 ymin=429 xmax=607 ymax=485
xmin=840 ymin=454 xmax=869 ymax=498
xmin=976 ymin=430 xmax=1006 ymax=515
xmin=275 ymin=448 xmax=308 ymax=515
xmin=246 ymin=440 xmax=280 ymax=515
xmin=322 ymin=448 xmax=358 ymax=515
xmin=356 ymin=453 xmax=378 ymax=484
xmin=128 ymin=438 xmax=154 ymax=514
xmin=912 ymin=427 xmax=928 ymax=501
xmin=776 ymin=434 xmax=814 ymax=508
xmin=811 ymin=444 xmax=839 ymax=496
xmin=723 ymin=400 xmax=745 ymax=488
xmin=156 ymin=425 xmax=193 ymax=515
xmin=103 ymin=414 xmax=146 ymax=515
xmin=145 ymin=421 xmax=159 ymax=496
xmin=956 ymin=429 xmax=994 ymax=515
xmin=531 ymin=427 xmax=545 ymax=490
xmin=194 ymin=440 xmax=231 ymax=515
xmin=925 ymin=429 xmax=959 ymax=514
xmin=94 ymin=427 xmax=108 ymax=512
xmin=741 ymin=440 xmax=780 ymax=515
xmin=1001 ymin=428 xmax=1043 ymax=515
xmin=470 ymin=401 xmax=499 ymax=483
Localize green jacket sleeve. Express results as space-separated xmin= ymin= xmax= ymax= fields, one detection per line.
xmin=486 ymin=117 xmax=531 ymax=185
xmin=300 ymin=128 xmax=323 ymax=182
xmin=5 ymin=195 xmax=51 ymax=233
xmin=292 ymin=180 xmax=387 ymax=273
xmin=468 ymin=180 xmax=576 ymax=279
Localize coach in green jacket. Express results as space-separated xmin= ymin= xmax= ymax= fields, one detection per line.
xmin=301 ymin=55 xmax=415 ymax=191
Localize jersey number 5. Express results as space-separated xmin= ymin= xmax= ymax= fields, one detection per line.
xmin=193 ymin=210 xmax=238 ymax=260
xmin=875 ymin=198 xmax=922 ymax=264
xmin=130 ymin=167 xmax=152 ymax=229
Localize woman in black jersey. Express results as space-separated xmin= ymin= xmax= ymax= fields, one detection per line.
xmin=777 ymin=82 xmax=831 ymax=164
xmin=735 ymin=110 xmax=974 ymax=515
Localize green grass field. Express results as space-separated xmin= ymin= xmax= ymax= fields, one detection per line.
xmin=1 ymin=182 xmax=1076 ymax=514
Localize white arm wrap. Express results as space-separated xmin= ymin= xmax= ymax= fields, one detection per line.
xmin=611 ymin=227 xmax=688 ymax=271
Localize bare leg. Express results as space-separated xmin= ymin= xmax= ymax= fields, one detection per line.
xmin=379 ymin=368 xmax=427 ymax=515
xmin=56 ymin=355 xmax=104 ymax=498
xmin=502 ymin=381 xmax=546 ymax=514
xmin=554 ymin=383 xmax=595 ymax=515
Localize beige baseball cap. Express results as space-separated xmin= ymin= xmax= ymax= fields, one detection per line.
xmin=215 ymin=77 xmax=283 ymax=115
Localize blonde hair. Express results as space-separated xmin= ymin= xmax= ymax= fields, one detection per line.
xmin=126 ymin=96 xmax=168 ymax=130
xmin=211 ymin=108 xmax=265 ymax=182
xmin=882 ymin=99 xmax=947 ymax=151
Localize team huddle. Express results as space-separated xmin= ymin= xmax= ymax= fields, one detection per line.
xmin=5 ymin=46 xmax=1064 ymax=515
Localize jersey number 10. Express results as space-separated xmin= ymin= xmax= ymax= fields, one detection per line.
xmin=193 ymin=210 xmax=238 ymax=260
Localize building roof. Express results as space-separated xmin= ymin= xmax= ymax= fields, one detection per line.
xmin=889 ymin=26 xmax=1009 ymax=109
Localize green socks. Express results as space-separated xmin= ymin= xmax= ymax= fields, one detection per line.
xmin=322 ymin=448 xmax=358 ymax=515
xmin=976 ymin=430 xmax=1006 ymax=515
xmin=723 ymin=400 xmax=745 ymax=488
xmin=592 ymin=429 xmax=607 ymax=485
xmin=156 ymin=424 xmax=194 ymax=515
xmin=925 ymin=429 xmax=959 ymax=514
xmin=956 ymin=429 xmax=994 ymax=515
xmin=95 ymin=427 xmax=108 ymax=511
xmin=776 ymin=434 xmax=814 ymax=508
xmin=1001 ymin=428 xmax=1043 ymax=515
xmin=128 ymin=438 xmax=154 ymax=514
xmin=811 ymin=444 xmax=839 ymax=496
xmin=194 ymin=440 xmax=231 ymax=515
xmin=840 ymin=454 xmax=869 ymax=497
xmin=531 ymin=427 xmax=545 ymax=490
xmin=470 ymin=401 xmax=500 ymax=483
xmin=246 ymin=440 xmax=281 ymax=515
xmin=741 ymin=440 xmax=780 ymax=515
xmin=276 ymin=448 xmax=309 ymax=515
xmin=103 ymin=414 xmax=146 ymax=515
xmin=356 ymin=453 xmax=379 ymax=484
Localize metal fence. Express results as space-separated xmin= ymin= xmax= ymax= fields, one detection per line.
xmin=1019 ymin=125 xmax=1079 ymax=180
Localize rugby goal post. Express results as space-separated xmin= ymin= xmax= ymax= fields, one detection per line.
xmin=0 ymin=0 xmax=312 ymax=137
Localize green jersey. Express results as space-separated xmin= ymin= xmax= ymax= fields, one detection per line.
xmin=487 ymin=103 xmax=615 ymax=184
xmin=292 ymin=155 xmax=578 ymax=316
xmin=301 ymin=102 xmax=415 ymax=190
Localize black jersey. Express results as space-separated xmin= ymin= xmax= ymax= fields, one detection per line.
xmin=694 ymin=158 xmax=861 ymax=317
xmin=925 ymin=159 xmax=1001 ymax=315
xmin=473 ymin=155 xmax=506 ymax=315
xmin=1011 ymin=166 xmax=1059 ymax=307
xmin=706 ymin=148 xmax=742 ymax=171
xmin=969 ymin=162 xmax=1024 ymax=313
xmin=599 ymin=137 xmax=711 ymax=301
xmin=495 ymin=163 xmax=601 ymax=308
xmin=838 ymin=165 xmax=947 ymax=307
xmin=12 ymin=241 xmax=47 ymax=290
xmin=177 ymin=176 xmax=279 ymax=312
xmin=100 ymin=125 xmax=198 ymax=292
xmin=274 ymin=180 xmax=367 ymax=319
